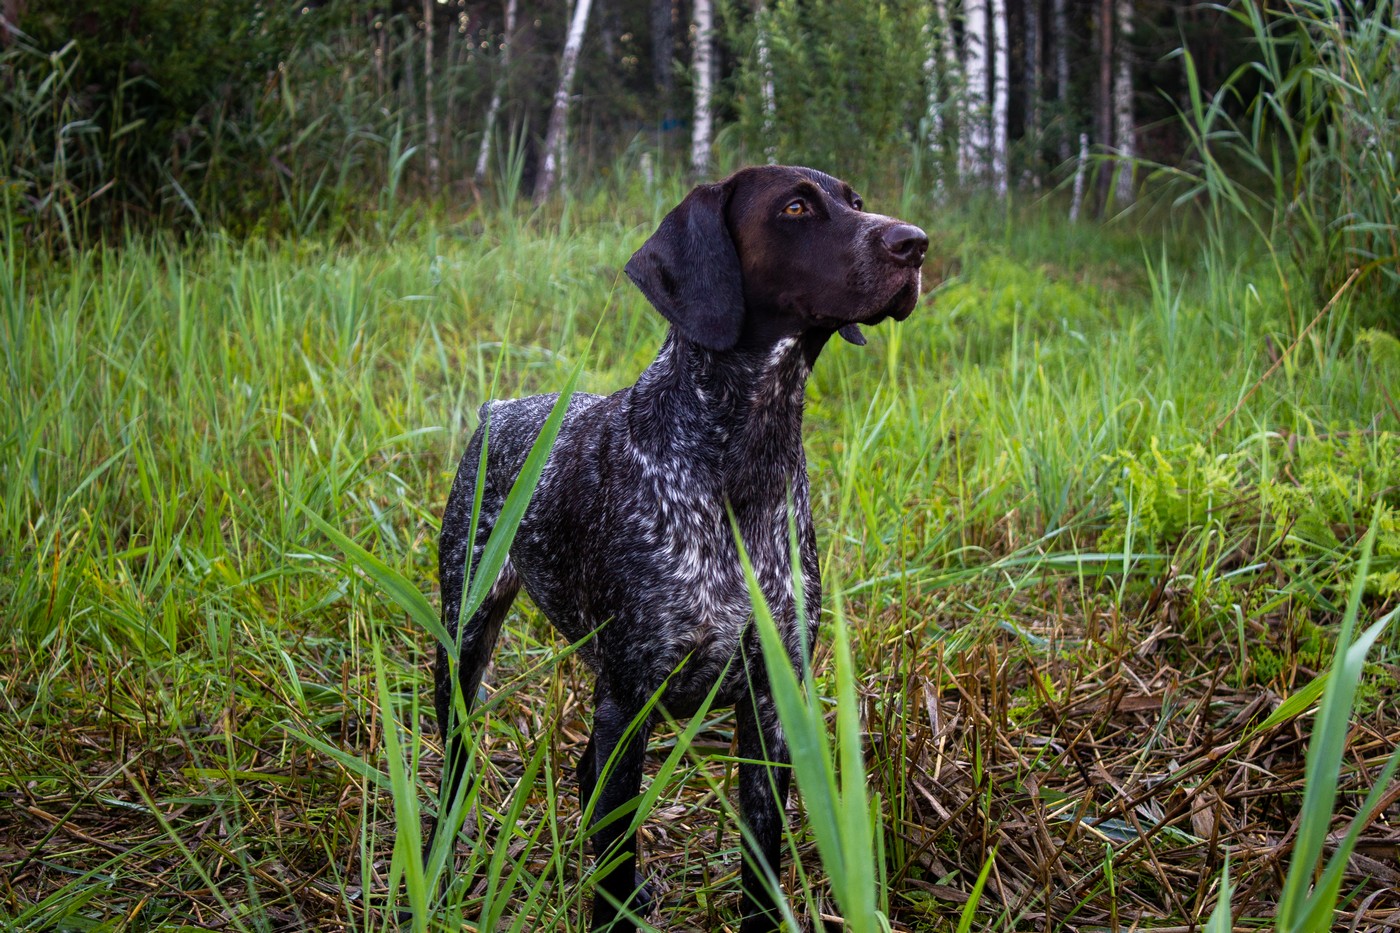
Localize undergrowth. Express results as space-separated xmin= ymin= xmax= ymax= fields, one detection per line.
xmin=1 ymin=189 xmax=1397 ymax=930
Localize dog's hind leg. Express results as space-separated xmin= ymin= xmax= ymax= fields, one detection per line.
xmin=425 ymin=416 xmax=523 ymax=869
xmin=429 ymin=557 xmax=520 ymax=851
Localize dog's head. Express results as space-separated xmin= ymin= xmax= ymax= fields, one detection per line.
xmin=625 ymin=165 xmax=927 ymax=351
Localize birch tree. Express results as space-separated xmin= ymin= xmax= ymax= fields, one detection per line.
xmin=536 ymin=0 xmax=594 ymax=203
xmin=756 ymin=0 xmax=777 ymax=164
xmin=1113 ymin=0 xmax=1135 ymax=204
xmin=691 ymin=0 xmax=715 ymax=176
xmin=960 ymin=0 xmax=990 ymax=183
xmin=990 ymin=0 xmax=1009 ymax=195
xmin=474 ymin=0 xmax=518 ymax=184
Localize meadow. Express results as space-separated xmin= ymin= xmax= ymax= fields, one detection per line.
xmin=2 ymin=175 xmax=1399 ymax=931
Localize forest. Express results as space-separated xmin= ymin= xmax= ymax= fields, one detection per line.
xmin=2 ymin=0 xmax=1399 ymax=930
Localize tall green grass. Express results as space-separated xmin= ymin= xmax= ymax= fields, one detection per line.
xmin=1159 ymin=0 xmax=1400 ymax=322
xmin=2 ymin=187 xmax=1397 ymax=929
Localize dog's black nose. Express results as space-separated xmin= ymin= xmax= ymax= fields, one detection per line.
xmin=881 ymin=224 xmax=928 ymax=268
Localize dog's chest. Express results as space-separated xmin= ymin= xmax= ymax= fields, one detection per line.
xmin=516 ymin=438 xmax=806 ymax=689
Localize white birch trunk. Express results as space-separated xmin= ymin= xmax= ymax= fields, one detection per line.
xmin=1053 ymin=0 xmax=1070 ymax=162
xmin=474 ymin=0 xmax=518 ymax=184
xmin=960 ymin=0 xmax=990 ymax=183
xmin=423 ymin=0 xmax=440 ymax=190
xmin=1113 ymin=0 xmax=1135 ymax=204
xmin=756 ymin=0 xmax=777 ymax=164
xmin=691 ymin=0 xmax=714 ymax=176
xmin=1069 ymin=132 xmax=1089 ymax=221
xmin=536 ymin=0 xmax=594 ymax=203
xmin=990 ymin=0 xmax=1009 ymax=196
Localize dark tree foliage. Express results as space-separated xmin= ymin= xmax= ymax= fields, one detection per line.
xmin=3 ymin=0 xmax=1395 ymax=319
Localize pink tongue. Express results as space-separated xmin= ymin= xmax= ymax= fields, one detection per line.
xmin=838 ymin=324 xmax=867 ymax=346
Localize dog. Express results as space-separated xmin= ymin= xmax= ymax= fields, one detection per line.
xmin=431 ymin=165 xmax=927 ymax=931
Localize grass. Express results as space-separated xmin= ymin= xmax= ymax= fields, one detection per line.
xmin=1 ymin=184 xmax=1398 ymax=931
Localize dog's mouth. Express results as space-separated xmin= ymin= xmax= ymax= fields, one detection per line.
xmin=836 ymin=273 xmax=922 ymax=346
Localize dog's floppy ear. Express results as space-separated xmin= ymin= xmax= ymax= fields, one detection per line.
xmin=625 ymin=181 xmax=745 ymax=352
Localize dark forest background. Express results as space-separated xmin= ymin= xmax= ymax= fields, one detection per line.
xmin=0 ymin=0 xmax=1396 ymax=321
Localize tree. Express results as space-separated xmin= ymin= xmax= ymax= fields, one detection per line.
xmin=1053 ymin=0 xmax=1070 ymax=162
xmin=474 ymin=0 xmax=518 ymax=184
xmin=536 ymin=0 xmax=594 ymax=203
xmin=1113 ymin=0 xmax=1135 ymax=204
xmin=423 ymin=0 xmax=440 ymax=190
xmin=960 ymin=0 xmax=990 ymax=183
xmin=652 ymin=0 xmax=675 ymax=124
xmin=1095 ymin=0 xmax=1113 ymax=213
xmin=991 ymin=0 xmax=1009 ymax=195
xmin=1025 ymin=0 xmax=1043 ymax=183
xmin=1 ymin=0 xmax=23 ymax=47
xmin=691 ymin=0 xmax=715 ymax=175
xmin=755 ymin=0 xmax=777 ymax=164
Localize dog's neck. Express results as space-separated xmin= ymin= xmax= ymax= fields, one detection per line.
xmin=630 ymin=330 xmax=818 ymax=486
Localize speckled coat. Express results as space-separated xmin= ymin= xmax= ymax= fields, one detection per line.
xmin=429 ymin=165 xmax=928 ymax=932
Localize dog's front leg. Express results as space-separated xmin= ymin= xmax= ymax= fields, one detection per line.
xmin=737 ymin=684 xmax=792 ymax=932
xmin=585 ymin=693 xmax=652 ymax=931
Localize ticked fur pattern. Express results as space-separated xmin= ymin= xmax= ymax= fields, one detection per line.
xmin=428 ymin=165 xmax=928 ymax=932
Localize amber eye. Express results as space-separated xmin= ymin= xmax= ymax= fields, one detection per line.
xmin=783 ymin=200 xmax=806 ymax=216
xmin=852 ymin=196 xmax=864 ymax=211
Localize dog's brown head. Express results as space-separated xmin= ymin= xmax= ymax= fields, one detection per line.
xmin=625 ymin=165 xmax=927 ymax=352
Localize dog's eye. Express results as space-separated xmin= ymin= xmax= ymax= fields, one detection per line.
xmin=851 ymin=196 xmax=864 ymax=211
xmin=782 ymin=200 xmax=806 ymax=216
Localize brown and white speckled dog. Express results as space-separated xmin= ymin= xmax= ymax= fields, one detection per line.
xmin=431 ymin=165 xmax=927 ymax=931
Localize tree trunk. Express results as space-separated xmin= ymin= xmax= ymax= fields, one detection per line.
xmin=423 ymin=0 xmax=440 ymax=190
xmin=960 ymin=0 xmax=990 ymax=183
xmin=1095 ymin=0 xmax=1113 ymax=215
xmin=1025 ymin=0 xmax=1042 ymax=184
xmin=1113 ymin=0 xmax=1135 ymax=204
xmin=652 ymin=0 xmax=675 ymax=123
xmin=475 ymin=0 xmax=519 ymax=184
xmin=1069 ymin=131 xmax=1089 ymax=221
xmin=535 ymin=0 xmax=594 ymax=203
xmin=939 ymin=0 xmax=959 ymax=189
xmin=691 ymin=0 xmax=714 ymax=176
xmin=923 ymin=19 xmax=942 ymax=156
xmin=1053 ymin=0 xmax=1069 ymax=162
xmin=991 ymin=0 xmax=1009 ymax=196
xmin=756 ymin=0 xmax=777 ymax=164
xmin=1 ymin=0 xmax=23 ymax=48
